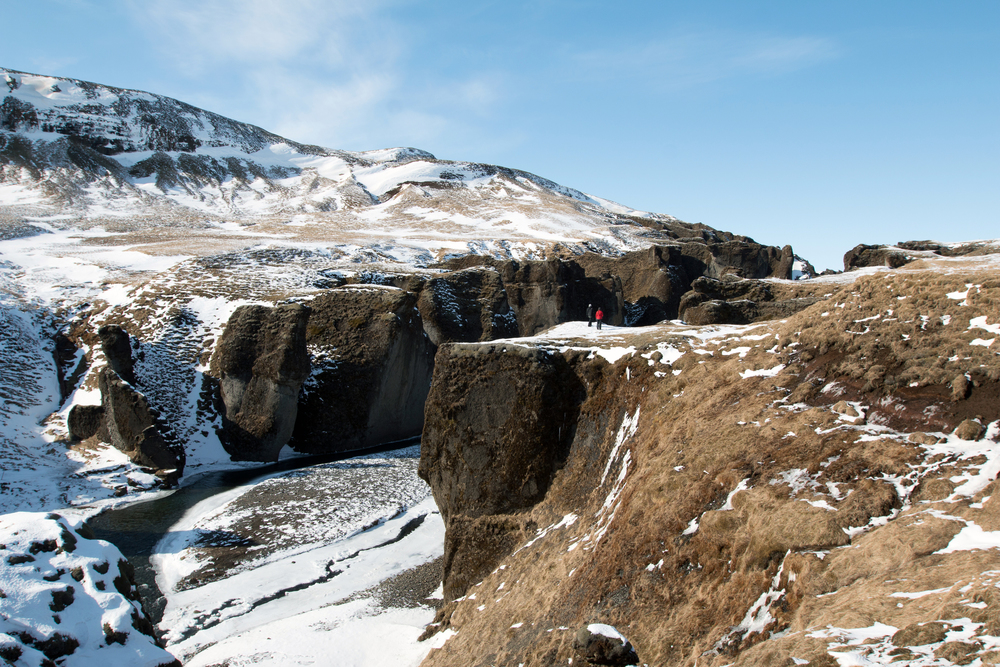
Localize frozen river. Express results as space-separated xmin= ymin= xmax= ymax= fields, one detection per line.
xmin=92 ymin=444 xmax=448 ymax=666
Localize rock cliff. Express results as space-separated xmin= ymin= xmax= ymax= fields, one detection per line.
xmin=66 ymin=325 xmax=184 ymax=482
xmin=291 ymin=286 xmax=436 ymax=454
xmin=419 ymin=261 xmax=1000 ymax=667
xmin=210 ymin=304 xmax=311 ymax=462
xmin=97 ymin=370 xmax=184 ymax=480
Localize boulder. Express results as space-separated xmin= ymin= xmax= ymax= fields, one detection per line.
xmin=67 ymin=404 xmax=105 ymax=441
xmin=953 ymin=419 xmax=986 ymax=441
xmin=679 ymin=298 xmax=754 ymax=325
xmin=98 ymin=369 xmax=184 ymax=481
xmin=572 ymin=624 xmax=640 ymax=666
xmin=951 ymin=374 xmax=971 ymax=402
xmin=291 ymin=288 xmax=436 ymax=454
xmin=210 ymin=303 xmax=311 ymax=462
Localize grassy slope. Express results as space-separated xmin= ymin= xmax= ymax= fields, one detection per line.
xmin=422 ymin=260 xmax=1000 ymax=667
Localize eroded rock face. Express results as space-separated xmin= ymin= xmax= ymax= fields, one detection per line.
xmin=65 ymin=323 xmax=182 ymax=480
xmin=497 ymin=258 xmax=625 ymax=335
xmin=417 ymin=267 xmax=518 ymax=345
xmin=210 ymin=304 xmax=310 ymax=462
xmin=442 ymin=240 xmax=799 ymax=333
xmin=844 ymin=244 xmax=917 ymax=270
xmin=98 ymin=324 xmax=136 ymax=385
xmin=574 ymin=245 xmax=689 ymax=326
xmin=678 ymin=275 xmax=820 ymax=325
xmin=419 ymin=342 xmax=586 ymax=598
xmin=291 ymin=287 xmax=435 ymax=454
xmin=677 ymin=240 xmax=795 ymax=281
xmin=99 ymin=369 xmax=184 ymax=480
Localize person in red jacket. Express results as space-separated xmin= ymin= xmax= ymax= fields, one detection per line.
xmin=595 ymin=307 xmax=604 ymax=330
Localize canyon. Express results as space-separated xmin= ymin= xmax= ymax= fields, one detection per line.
xmin=2 ymin=66 xmax=1000 ymax=666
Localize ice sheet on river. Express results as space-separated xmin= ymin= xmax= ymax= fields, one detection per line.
xmin=153 ymin=445 xmax=448 ymax=665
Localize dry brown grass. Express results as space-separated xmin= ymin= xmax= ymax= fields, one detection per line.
xmin=421 ymin=263 xmax=1000 ymax=667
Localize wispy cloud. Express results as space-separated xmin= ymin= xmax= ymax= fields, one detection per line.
xmin=123 ymin=0 xmax=508 ymax=152
xmin=127 ymin=0 xmax=397 ymax=69
xmin=569 ymin=31 xmax=840 ymax=90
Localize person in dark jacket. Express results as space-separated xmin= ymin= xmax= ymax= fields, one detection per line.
xmin=586 ymin=303 xmax=594 ymax=327
xmin=595 ymin=307 xmax=604 ymax=330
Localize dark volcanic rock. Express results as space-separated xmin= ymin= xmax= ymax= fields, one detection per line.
xmin=499 ymin=258 xmax=625 ymax=335
xmin=843 ymin=244 xmax=917 ymax=271
xmin=417 ymin=267 xmax=518 ymax=345
xmin=678 ymin=275 xmax=820 ymax=325
xmin=677 ymin=240 xmax=795 ymax=281
xmin=573 ymin=625 xmax=640 ymax=666
xmin=845 ymin=240 xmax=1000 ymax=272
xmin=99 ymin=369 xmax=184 ymax=479
xmin=443 ymin=241 xmax=800 ymax=332
xmin=52 ymin=332 xmax=86 ymax=402
xmin=575 ymin=245 xmax=689 ymax=326
xmin=291 ymin=287 xmax=436 ymax=454
xmin=97 ymin=325 xmax=136 ymax=385
xmin=67 ymin=404 xmax=105 ymax=441
xmin=419 ymin=342 xmax=586 ymax=599
xmin=210 ymin=304 xmax=311 ymax=462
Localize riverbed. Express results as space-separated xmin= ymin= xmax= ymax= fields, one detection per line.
xmin=91 ymin=444 xmax=448 ymax=666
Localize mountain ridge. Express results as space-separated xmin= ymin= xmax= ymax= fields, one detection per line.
xmin=2 ymin=65 xmax=688 ymax=258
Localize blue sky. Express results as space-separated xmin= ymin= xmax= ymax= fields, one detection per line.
xmin=2 ymin=0 xmax=997 ymax=271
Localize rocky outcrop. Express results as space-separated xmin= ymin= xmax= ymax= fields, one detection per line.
xmin=845 ymin=240 xmax=1000 ymax=271
xmin=442 ymin=241 xmax=801 ymax=334
xmin=575 ymin=245 xmax=689 ymax=326
xmin=897 ymin=239 xmax=1000 ymax=257
xmin=675 ymin=240 xmax=795 ymax=281
xmin=53 ymin=332 xmax=86 ymax=402
xmin=678 ymin=275 xmax=820 ymax=325
xmin=98 ymin=369 xmax=184 ymax=481
xmin=291 ymin=287 xmax=436 ymax=454
xmin=66 ymin=404 xmax=105 ymax=441
xmin=572 ymin=625 xmax=640 ymax=666
xmin=496 ymin=258 xmax=624 ymax=335
xmin=417 ymin=267 xmax=518 ymax=345
xmin=64 ymin=325 xmax=183 ymax=482
xmin=843 ymin=244 xmax=918 ymax=270
xmin=98 ymin=324 xmax=136 ymax=385
xmin=210 ymin=304 xmax=311 ymax=462
xmin=419 ymin=342 xmax=587 ymax=599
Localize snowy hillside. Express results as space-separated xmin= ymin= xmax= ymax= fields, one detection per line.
xmin=1 ymin=66 xmax=686 ymax=264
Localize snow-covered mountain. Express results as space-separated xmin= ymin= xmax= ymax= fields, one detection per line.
xmin=1 ymin=66 xmax=698 ymax=265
